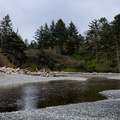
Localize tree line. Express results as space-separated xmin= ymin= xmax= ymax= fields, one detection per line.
xmin=30 ymin=15 xmax=120 ymax=72
xmin=33 ymin=19 xmax=84 ymax=55
xmin=0 ymin=14 xmax=120 ymax=72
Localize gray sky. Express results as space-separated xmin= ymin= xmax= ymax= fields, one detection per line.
xmin=0 ymin=0 xmax=120 ymax=42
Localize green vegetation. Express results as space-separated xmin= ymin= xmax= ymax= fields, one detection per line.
xmin=0 ymin=14 xmax=120 ymax=72
xmin=24 ymin=49 xmax=83 ymax=71
xmin=0 ymin=53 xmax=8 ymax=66
xmin=0 ymin=14 xmax=26 ymax=67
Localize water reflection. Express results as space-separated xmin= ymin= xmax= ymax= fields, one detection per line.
xmin=17 ymin=85 xmax=39 ymax=110
xmin=0 ymin=78 xmax=120 ymax=112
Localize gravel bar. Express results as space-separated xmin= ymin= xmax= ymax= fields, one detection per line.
xmin=0 ymin=99 xmax=120 ymax=120
xmin=0 ymin=74 xmax=120 ymax=120
xmin=0 ymin=74 xmax=87 ymax=87
xmin=100 ymin=90 xmax=120 ymax=99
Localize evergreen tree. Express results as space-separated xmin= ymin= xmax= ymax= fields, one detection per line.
xmin=87 ymin=19 xmax=100 ymax=71
xmin=0 ymin=27 xmax=2 ymax=51
xmin=0 ymin=15 xmax=26 ymax=66
xmin=55 ymin=19 xmax=68 ymax=54
xmin=5 ymin=32 xmax=26 ymax=66
xmin=34 ymin=24 xmax=51 ymax=49
xmin=50 ymin=20 xmax=56 ymax=50
xmin=67 ymin=21 xmax=79 ymax=55
xmin=112 ymin=14 xmax=120 ymax=72
xmin=99 ymin=17 xmax=113 ymax=71
xmin=77 ymin=34 xmax=85 ymax=51
xmin=43 ymin=23 xmax=51 ymax=48
xmin=28 ymin=40 xmax=38 ymax=49
xmin=24 ymin=39 xmax=29 ymax=48
xmin=34 ymin=25 xmax=44 ymax=49
xmin=0 ymin=14 xmax=13 ymax=52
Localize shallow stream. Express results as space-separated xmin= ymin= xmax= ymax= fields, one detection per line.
xmin=0 ymin=78 xmax=120 ymax=112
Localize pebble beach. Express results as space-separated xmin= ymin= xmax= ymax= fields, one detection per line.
xmin=0 ymin=73 xmax=120 ymax=120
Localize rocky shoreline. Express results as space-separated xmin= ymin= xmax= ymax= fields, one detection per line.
xmin=0 ymin=99 xmax=120 ymax=120
xmin=0 ymin=73 xmax=120 ymax=120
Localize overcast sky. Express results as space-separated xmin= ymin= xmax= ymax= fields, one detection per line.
xmin=0 ymin=0 xmax=120 ymax=42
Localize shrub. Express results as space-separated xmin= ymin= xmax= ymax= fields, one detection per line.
xmin=0 ymin=53 xmax=8 ymax=67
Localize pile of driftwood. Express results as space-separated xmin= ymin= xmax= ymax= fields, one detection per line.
xmin=0 ymin=67 xmax=69 ymax=77
xmin=1 ymin=66 xmax=120 ymax=77
xmin=24 ymin=69 xmax=51 ymax=77
xmin=0 ymin=66 xmax=20 ymax=74
xmin=0 ymin=67 xmax=52 ymax=77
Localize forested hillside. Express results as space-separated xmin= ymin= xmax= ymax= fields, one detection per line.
xmin=0 ymin=14 xmax=120 ymax=72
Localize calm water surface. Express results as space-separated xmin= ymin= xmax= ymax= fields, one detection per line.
xmin=0 ymin=78 xmax=120 ymax=112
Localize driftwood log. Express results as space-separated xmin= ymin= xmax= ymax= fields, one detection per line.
xmin=0 ymin=67 xmax=52 ymax=77
xmin=1 ymin=66 xmax=120 ymax=76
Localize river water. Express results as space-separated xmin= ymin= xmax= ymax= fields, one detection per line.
xmin=0 ymin=78 xmax=120 ymax=112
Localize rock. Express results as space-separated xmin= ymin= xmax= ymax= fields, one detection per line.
xmin=53 ymin=74 xmax=68 ymax=77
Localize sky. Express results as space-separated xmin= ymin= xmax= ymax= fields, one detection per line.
xmin=0 ymin=0 xmax=120 ymax=42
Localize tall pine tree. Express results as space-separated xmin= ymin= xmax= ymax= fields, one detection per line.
xmin=67 ymin=21 xmax=78 ymax=55
xmin=0 ymin=14 xmax=13 ymax=52
xmin=55 ymin=19 xmax=68 ymax=54
xmin=112 ymin=14 xmax=120 ymax=72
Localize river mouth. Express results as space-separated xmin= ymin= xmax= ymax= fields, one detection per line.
xmin=0 ymin=78 xmax=120 ymax=113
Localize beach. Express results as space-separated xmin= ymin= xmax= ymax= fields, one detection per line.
xmin=0 ymin=73 xmax=120 ymax=120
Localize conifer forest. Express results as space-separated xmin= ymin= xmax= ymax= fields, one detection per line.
xmin=0 ymin=14 xmax=120 ymax=72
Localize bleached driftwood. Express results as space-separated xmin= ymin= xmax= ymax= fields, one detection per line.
xmin=0 ymin=66 xmax=20 ymax=74
xmin=1 ymin=66 xmax=120 ymax=77
xmin=24 ymin=69 xmax=51 ymax=77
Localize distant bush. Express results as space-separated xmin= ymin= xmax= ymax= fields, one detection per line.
xmin=0 ymin=54 xmax=8 ymax=67
xmin=37 ymin=49 xmax=85 ymax=71
xmin=6 ymin=62 xmax=16 ymax=68
xmin=24 ymin=49 xmax=85 ymax=71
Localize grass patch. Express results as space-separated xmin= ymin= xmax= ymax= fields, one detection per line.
xmin=63 ymin=68 xmax=79 ymax=72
